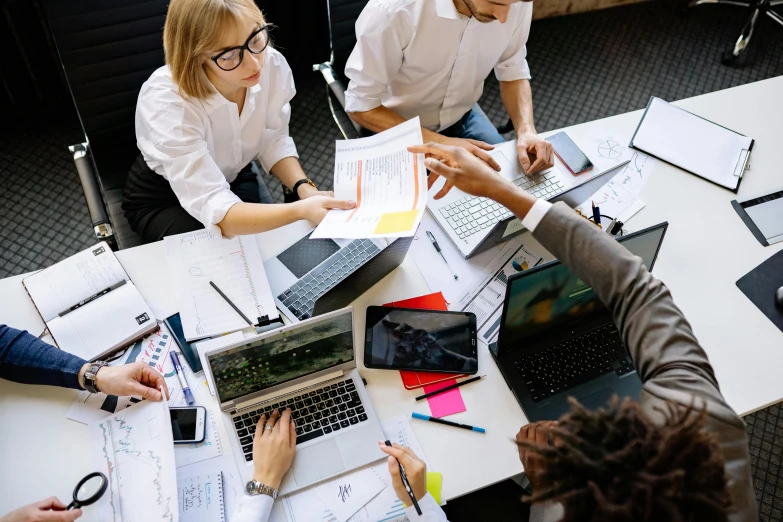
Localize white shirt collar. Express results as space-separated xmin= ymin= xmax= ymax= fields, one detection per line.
xmin=434 ymin=0 xmax=465 ymax=20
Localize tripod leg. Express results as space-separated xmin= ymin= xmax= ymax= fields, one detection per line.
xmin=722 ymin=6 xmax=760 ymax=65
xmin=766 ymin=8 xmax=783 ymax=26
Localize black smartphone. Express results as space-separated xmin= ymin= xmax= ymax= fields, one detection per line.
xmin=364 ymin=306 xmax=478 ymax=374
xmin=170 ymin=406 xmax=207 ymax=444
xmin=547 ymin=131 xmax=594 ymax=175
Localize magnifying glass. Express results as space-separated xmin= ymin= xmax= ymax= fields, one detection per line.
xmin=67 ymin=472 xmax=108 ymax=510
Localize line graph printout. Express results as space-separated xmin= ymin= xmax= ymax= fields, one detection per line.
xmin=90 ymin=398 xmax=179 ymax=522
xmin=165 ymin=229 xmax=278 ymax=341
xmin=312 ymin=117 xmax=427 ymax=239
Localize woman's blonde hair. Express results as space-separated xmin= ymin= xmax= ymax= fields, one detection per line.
xmin=163 ymin=0 xmax=265 ymax=99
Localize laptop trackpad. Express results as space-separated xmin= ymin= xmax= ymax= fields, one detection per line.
xmin=577 ymin=388 xmax=615 ymax=410
xmin=292 ymin=439 xmax=346 ymax=485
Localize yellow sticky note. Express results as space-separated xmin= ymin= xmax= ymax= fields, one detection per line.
xmin=374 ymin=210 xmax=420 ymax=235
xmin=426 ymin=471 xmax=443 ymax=505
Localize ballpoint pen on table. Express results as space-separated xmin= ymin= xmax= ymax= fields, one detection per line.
xmin=411 ymin=412 xmax=485 ymax=433
xmin=385 ymin=440 xmax=422 ymax=515
xmin=58 ymin=280 xmax=127 ymax=317
xmin=591 ymin=201 xmax=602 ymax=229
xmin=414 ymin=375 xmax=485 ymax=401
xmin=170 ymin=351 xmax=195 ymax=405
xmin=426 ymin=231 xmax=458 ymax=280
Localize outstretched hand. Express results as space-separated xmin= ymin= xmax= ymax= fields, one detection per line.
xmin=0 ymin=497 xmax=82 ymax=522
xmin=89 ymin=361 xmax=168 ymax=401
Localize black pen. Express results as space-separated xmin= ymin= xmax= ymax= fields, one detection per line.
xmin=209 ymin=281 xmax=253 ymax=326
xmin=385 ymin=440 xmax=422 ymax=515
xmin=426 ymin=231 xmax=458 ymax=280
xmin=415 ymin=375 xmax=484 ymax=401
xmin=58 ymin=280 xmax=127 ymax=317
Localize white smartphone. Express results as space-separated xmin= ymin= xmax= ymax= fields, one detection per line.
xmin=170 ymin=406 xmax=206 ymax=444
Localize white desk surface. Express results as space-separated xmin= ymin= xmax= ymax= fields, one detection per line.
xmin=2 ymin=76 xmax=782 ymax=517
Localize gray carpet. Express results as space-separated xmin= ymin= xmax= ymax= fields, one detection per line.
xmin=1 ymin=0 xmax=782 ymax=517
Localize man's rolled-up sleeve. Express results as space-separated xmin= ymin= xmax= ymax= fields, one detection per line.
xmin=344 ymin=6 xmax=407 ymax=114
xmin=494 ymin=5 xmax=533 ymax=82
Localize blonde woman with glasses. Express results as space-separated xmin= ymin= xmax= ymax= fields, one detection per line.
xmin=122 ymin=0 xmax=355 ymax=243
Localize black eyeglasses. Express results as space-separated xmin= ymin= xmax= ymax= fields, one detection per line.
xmin=210 ymin=25 xmax=271 ymax=72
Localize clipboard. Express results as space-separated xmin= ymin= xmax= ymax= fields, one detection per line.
xmin=629 ymin=96 xmax=754 ymax=192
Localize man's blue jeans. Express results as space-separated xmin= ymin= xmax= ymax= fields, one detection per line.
xmin=440 ymin=104 xmax=506 ymax=145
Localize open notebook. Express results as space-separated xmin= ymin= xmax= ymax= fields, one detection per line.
xmin=22 ymin=242 xmax=156 ymax=361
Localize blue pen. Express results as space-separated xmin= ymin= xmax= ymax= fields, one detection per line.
xmin=412 ymin=412 xmax=485 ymax=433
xmin=170 ymin=351 xmax=195 ymax=405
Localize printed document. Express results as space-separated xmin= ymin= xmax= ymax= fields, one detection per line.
xmin=165 ymin=229 xmax=278 ymax=341
xmin=312 ymin=118 xmax=427 ymax=239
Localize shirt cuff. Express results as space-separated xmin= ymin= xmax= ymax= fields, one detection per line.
xmin=521 ymin=199 xmax=553 ymax=233
xmin=494 ymin=59 xmax=532 ymax=82
xmin=344 ymin=89 xmax=384 ymax=114
xmin=403 ymin=492 xmax=448 ymax=521
xmin=202 ymin=189 xmax=242 ymax=229
xmin=231 ymin=494 xmax=275 ymax=522
xmin=259 ymin=137 xmax=299 ymax=174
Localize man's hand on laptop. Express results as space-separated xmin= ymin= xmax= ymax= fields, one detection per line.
xmin=253 ymin=408 xmax=297 ymax=489
xmin=78 ymin=361 xmax=168 ymax=401
xmin=516 ymin=421 xmax=558 ymax=492
xmin=517 ymin=132 xmax=554 ymax=174
xmin=431 ymin=136 xmax=502 ymax=173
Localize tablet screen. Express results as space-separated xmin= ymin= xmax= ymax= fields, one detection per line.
xmin=365 ymin=307 xmax=477 ymax=374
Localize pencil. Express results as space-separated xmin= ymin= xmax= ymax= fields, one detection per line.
xmin=414 ymin=375 xmax=484 ymax=401
xmin=209 ymin=281 xmax=253 ymax=326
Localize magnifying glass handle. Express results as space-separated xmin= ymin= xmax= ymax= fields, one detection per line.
xmin=67 ymin=501 xmax=80 ymax=510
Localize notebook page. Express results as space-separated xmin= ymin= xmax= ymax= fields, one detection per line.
xmin=177 ymin=472 xmax=225 ymax=522
xmin=46 ymin=281 xmax=155 ymax=360
xmin=164 ymin=229 xmax=278 ymax=341
xmin=632 ymin=97 xmax=752 ymax=189
xmin=23 ymin=242 xmax=127 ymax=321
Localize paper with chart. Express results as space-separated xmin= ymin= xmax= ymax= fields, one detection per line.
xmin=311 ymin=117 xmax=427 ymax=239
xmin=67 ymin=324 xmax=214 ymax=424
xmin=282 ymin=416 xmax=430 ymax=522
xmin=574 ymin=128 xmax=658 ymax=222
xmin=177 ymin=472 xmax=225 ymax=522
xmin=165 ymin=229 xmax=278 ymax=341
xmin=90 ymin=398 xmax=178 ymax=522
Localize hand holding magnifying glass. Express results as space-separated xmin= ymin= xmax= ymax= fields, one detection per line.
xmin=0 ymin=473 xmax=107 ymax=522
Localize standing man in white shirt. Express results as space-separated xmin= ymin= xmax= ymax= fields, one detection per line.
xmin=344 ymin=0 xmax=555 ymax=174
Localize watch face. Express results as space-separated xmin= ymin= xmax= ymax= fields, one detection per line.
xmin=245 ymin=481 xmax=255 ymax=495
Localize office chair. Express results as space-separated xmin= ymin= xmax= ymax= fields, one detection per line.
xmin=313 ymin=0 xmax=513 ymax=140
xmin=41 ymin=0 xmax=276 ymax=250
xmin=685 ymin=0 xmax=783 ymax=64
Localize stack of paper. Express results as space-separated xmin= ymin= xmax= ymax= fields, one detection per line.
xmin=312 ymin=118 xmax=427 ymax=239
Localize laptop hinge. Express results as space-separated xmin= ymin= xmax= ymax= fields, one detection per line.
xmin=232 ymin=369 xmax=345 ymax=413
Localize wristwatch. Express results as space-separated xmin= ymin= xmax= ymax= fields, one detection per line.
xmin=291 ymin=178 xmax=317 ymax=197
xmin=82 ymin=361 xmax=109 ymax=394
xmin=245 ymin=479 xmax=278 ymax=499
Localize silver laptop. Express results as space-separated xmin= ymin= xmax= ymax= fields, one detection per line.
xmin=429 ymin=140 xmax=628 ymax=258
xmin=204 ymin=307 xmax=385 ymax=494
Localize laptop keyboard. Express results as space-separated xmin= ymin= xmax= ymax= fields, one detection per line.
xmin=231 ymin=379 xmax=368 ymax=462
xmin=277 ymin=239 xmax=381 ymax=320
xmin=439 ymin=170 xmax=565 ymax=239
xmin=514 ymin=324 xmax=635 ymax=403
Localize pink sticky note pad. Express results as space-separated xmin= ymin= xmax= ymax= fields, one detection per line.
xmin=423 ymin=379 xmax=466 ymax=418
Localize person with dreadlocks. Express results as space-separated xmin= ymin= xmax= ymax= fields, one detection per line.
xmin=369 ymin=142 xmax=757 ymax=522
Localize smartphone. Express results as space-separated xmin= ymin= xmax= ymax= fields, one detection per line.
xmin=547 ymin=131 xmax=594 ymax=175
xmin=170 ymin=406 xmax=206 ymax=444
xmin=364 ymin=306 xmax=478 ymax=374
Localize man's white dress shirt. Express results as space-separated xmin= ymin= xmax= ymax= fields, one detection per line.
xmin=344 ymin=0 xmax=532 ymax=132
xmin=135 ymin=47 xmax=298 ymax=229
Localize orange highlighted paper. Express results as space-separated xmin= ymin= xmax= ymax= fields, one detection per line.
xmin=311 ymin=117 xmax=427 ymax=239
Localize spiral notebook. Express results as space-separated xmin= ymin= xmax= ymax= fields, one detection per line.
xmin=178 ymin=471 xmax=225 ymax=522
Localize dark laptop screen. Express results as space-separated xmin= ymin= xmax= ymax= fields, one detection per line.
xmin=208 ymin=312 xmax=354 ymax=403
xmin=499 ymin=223 xmax=667 ymax=349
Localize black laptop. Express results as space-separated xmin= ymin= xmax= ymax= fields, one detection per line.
xmin=489 ymin=222 xmax=668 ymax=422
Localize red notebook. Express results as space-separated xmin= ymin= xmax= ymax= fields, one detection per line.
xmin=383 ymin=292 xmax=468 ymax=390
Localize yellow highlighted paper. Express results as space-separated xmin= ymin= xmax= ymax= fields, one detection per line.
xmin=374 ymin=210 xmax=420 ymax=235
xmin=426 ymin=471 xmax=443 ymax=505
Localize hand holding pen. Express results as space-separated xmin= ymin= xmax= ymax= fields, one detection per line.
xmin=379 ymin=441 xmax=426 ymax=515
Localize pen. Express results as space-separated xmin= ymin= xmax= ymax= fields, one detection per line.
xmin=385 ymin=440 xmax=422 ymax=515
xmin=170 ymin=351 xmax=195 ymax=405
xmin=58 ymin=280 xmax=127 ymax=317
xmin=414 ymin=375 xmax=485 ymax=401
xmin=209 ymin=281 xmax=253 ymax=326
xmin=426 ymin=231 xmax=458 ymax=280
xmin=412 ymin=412 xmax=485 ymax=433
xmin=591 ymin=201 xmax=602 ymax=229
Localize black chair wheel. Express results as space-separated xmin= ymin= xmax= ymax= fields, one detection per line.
xmin=721 ymin=50 xmax=738 ymax=66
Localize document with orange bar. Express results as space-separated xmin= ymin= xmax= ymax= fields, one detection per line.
xmin=311 ymin=117 xmax=427 ymax=239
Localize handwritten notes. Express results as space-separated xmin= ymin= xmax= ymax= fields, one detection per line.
xmin=315 ymin=468 xmax=387 ymax=522
xmin=177 ymin=472 xmax=225 ymax=522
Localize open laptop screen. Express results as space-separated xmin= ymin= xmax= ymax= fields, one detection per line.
xmin=499 ymin=223 xmax=667 ymax=350
xmin=208 ymin=312 xmax=354 ymax=403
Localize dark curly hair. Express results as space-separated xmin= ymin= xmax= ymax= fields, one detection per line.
xmin=518 ymin=397 xmax=732 ymax=522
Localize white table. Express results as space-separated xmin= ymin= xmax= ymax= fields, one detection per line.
xmin=2 ymin=76 xmax=782 ymax=518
